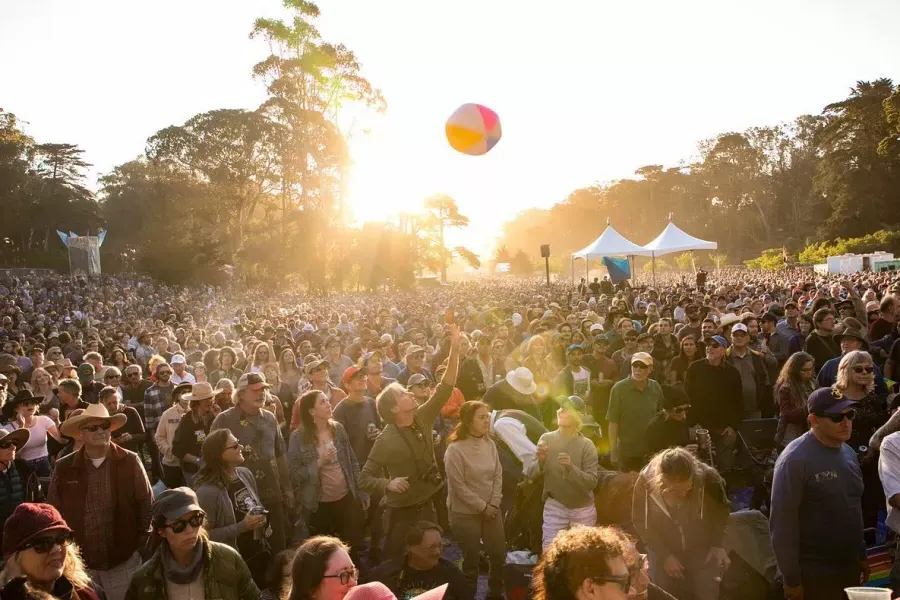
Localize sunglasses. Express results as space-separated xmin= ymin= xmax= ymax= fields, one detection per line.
xmin=816 ymin=409 xmax=857 ymax=423
xmin=852 ymin=366 xmax=874 ymax=374
xmin=632 ymin=363 xmax=650 ymax=369
xmin=157 ymin=371 xmax=172 ymax=376
xmin=671 ymin=405 xmax=691 ymax=414
xmin=0 ymin=441 xmax=16 ymax=449
xmin=81 ymin=422 xmax=112 ymax=433
xmin=20 ymin=532 xmax=74 ymax=554
xmin=225 ymin=442 xmax=242 ymax=451
xmin=166 ymin=513 xmax=205 ymax=534
xmin=322 ymin=568 xmax=359 ymax=586
xmin=591 ymin=574 xmax=631 ymax=593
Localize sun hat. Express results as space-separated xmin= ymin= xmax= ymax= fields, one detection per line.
xmin=505 ymin=367 xmax=537 ymax=395
xmin=2 ymin=503 xmax=72 ymax=557
xmin=59 ymin=402 xmax=127 ymax=439
xmin=182 ymin=382 xmax=221 ymax=403
xmin=834 ymin=329 xmax=869 ymax=350
xmin=2 ymin=391 xmax=45 ymax=421
xmin=0 ymin=428 xmax=30 ymax=450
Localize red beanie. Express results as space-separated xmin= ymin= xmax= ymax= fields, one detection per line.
xmin=2 ymin=503 xmax=71 ymax=557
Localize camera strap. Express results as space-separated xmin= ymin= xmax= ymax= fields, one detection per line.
xmin=393 ymin=422 xmax=432 ymax=480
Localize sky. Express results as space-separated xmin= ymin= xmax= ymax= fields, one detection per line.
xmin=2 ymin=0 xmax=899 ymax=255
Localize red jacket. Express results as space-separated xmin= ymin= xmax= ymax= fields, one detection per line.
xmin=49 ymin=444 xmax=152 ymax=568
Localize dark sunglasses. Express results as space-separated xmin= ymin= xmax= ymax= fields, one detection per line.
xmin=591 ymin=574 xmax=631 ymax=593
xmin=852 ymin=366 xmax=874 ymax=374
xmin=0 ymin=441 xmax=16 ymax=449
xmin=816 ymin=409 xmax=857 ymax=423
xmin=157 ymin=370 xmax=172 ymax=376
xmin=81 ymin=422 xmax=112 ymax=433
xmin=671 ymin=405 xmax=691 ymax=414
xmin=20 ymin=532 xmax=74 ymax=554
xmin=166 ymin=513 xmax=205 ymax=534
xmin=225 ymin=442 xmax=242 ymax=451
xmin=322 ymin=568 xmax=359 ymax=586
xmin=632 ymin=362 xmax=650 ymax=369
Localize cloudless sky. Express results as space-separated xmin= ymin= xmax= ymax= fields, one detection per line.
xmin=2 ymin=0 xmax=898 ymax=253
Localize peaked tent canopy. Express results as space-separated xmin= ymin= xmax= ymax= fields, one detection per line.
xmin=572 ymin=224 xmax=655 ymax=260
xmin=643 ymin=221 xmax=717 ymax=256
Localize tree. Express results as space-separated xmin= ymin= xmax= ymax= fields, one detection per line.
xmin=510 ymin=250 xmax=534 ymax=276
xmin=423 ymin=194 xmax=471 ymax=283
xmin=674 ymin=252 xmax=694 ymax=270
xmin=744 ymin=248 xmax=791 ymax=271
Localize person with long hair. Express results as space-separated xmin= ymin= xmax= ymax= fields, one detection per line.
xmin=211 ymin=347 xmax=241 ymax=385
xmin=443 ymin=401 xmax=504 ymax=600
xmin=288 ymin=536 xmax=357 ymax=600
xmin=288 ymin=390 xmax=366 ymax=559
xmin=259 ymin=549 xmax=296 ymax=600
xmin=2 ymin=392 xmax=62 ymax=477
xmin=667 ymin=335 xmax=702 ymax=385
xmin=632 ymin=447 xmax=730 ymax=600
xmin=0 ymin=503 xmax=102 ymax=600
xmin=193 ymin=363 xmax=209 ymax=384
xmin=774 ymin=352 xmax=817 ymax=448
xmin=249 ymin=342 xmax=276 ymax=375
xmin=279 ymin=349 xmax=302 ymax=392
xmin=108 ymin=348 xmax=129 ymax=372
xmin=194 ymin=429 xmax=271 ymax=585
xmin=125 ymin=487 xmax=259 ymax=600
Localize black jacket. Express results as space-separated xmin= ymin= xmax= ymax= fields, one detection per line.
xmin=684 ymin=359 xmax=743 ymax=432
xmin=0 ymin=458 xmax=44 ymax=548
xmin=365 ymin=557 xmax=473 ymax=600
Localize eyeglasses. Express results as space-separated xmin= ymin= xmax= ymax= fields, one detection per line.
xmin=816 ymin=409 xmax=857 ymax=423
xmin=671 ymin=405 xmax=691 ymax=414
xmin=322 ymin=568 xmax=359 ymax=586
xmin=591 ymin=574 xmax=631 ymax=593
xmin=80 ymin=422 xmax=112 ymax=433
xmin=20 ymin=532 xmax=74 ymax=554
xmin=0 ymin=441 xmax=16 ymax=449
xmin=157 ymin=371 xmax=172 ymax=376
xmin=225 ymin=442 xmax=242 ymax=451
xmin=852 ymin=366 xmax=875 ymax=374
xmin=166 ymin=513 xmax=205 ymax=534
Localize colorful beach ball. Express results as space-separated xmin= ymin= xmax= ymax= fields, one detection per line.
xmin=445 ymin=103 xmax=502 ymax=156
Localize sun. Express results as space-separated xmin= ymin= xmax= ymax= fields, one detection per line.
xmin=345 ymin=131 xmax=429 ymax=225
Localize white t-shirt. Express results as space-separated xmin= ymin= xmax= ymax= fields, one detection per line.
xmin=6 ymin=416 xmax=55 ymax=461
xmin=571 ymin=367 xmax=590 ymax=399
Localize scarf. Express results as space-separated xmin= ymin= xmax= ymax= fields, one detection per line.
xmin=162 ymin=539 xmax=205 ymax=585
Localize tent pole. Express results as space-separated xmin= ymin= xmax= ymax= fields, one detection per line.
xmin=585 ymin=257 xmax=589 ymax=283
xmin=652 ymin=251 xmax=657 ymax=289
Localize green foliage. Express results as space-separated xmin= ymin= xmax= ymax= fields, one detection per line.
xmin=642 ymin=258 xmax=670 ymax=273
xmin=510 ymin=250 xmax=534 ymax=275
xmin=674 ymin=252 xmax=694 ymax=270
xmin=797 ymin=229 xmax=900 ymax=264
xmin=709 ymin=252 xmax=729 ymax=267
xmin=498 ymin=80 xmax=900 ymax=263
xmin=744 ymin=248 xmax=791 ymax=271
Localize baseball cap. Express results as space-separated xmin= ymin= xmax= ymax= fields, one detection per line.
xmin=708 ymin=335 xmax=729 ymax=349
xmin=589 ymin=323 xmax=604 ymax=333
xmin=407 ymin=373 xmax=430 ymax=388
xmin=237 ymin=372 xmax=271 ymax=391
xmin=731 ymin=323 xmax=749 ymax=334
xmin=341 ymin=366 xmax=365 ymax=388
xmin=77 ymin=363 xmax=94 ymax=376
xmin=566 ymin=344 xmax=584 ymax=355
xmin=807 ymin=387 xmax=859 ymax=415
xmin=153 ymin=487 xmax=203 ymax=522
xmin=170 ymin=354 xmax=186 ymax=365
xmin=405 ymin=345 xmax=426 ymax=357
xmin=784 ymin=300 xmax=799 ymax=309
xmin=630 ymin=352 xmax=653 ymax=366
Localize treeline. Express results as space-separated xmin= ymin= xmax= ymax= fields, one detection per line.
xmin=498 ymin=79 xmax=900 ymax=264
xmin=0 ymin=0 xmax=479 ymax=290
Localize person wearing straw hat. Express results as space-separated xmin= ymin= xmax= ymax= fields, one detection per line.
xmin=0 ymin=428 xmax=43 ymax=550
xmin=156 ymin=383 xmax=193 ymax=489
xmin=47 ymin=403 xmax=152 ymax=600
xmin=172 ymin=382 xmax=218 ymax=487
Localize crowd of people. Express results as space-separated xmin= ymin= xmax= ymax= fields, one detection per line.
xmin=0 ymin=267 xmax=898 ymax=600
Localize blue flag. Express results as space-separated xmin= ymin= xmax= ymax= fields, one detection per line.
xmin=602 ymin=257 xmax=631 ymax=284
xmin=56 ymin=231 xmax=69 ymax=248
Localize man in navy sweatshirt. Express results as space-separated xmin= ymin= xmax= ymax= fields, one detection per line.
xmin=770 ymin=387 xmax=868 ymax=600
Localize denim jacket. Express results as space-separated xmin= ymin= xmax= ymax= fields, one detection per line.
xmin=288 ymin=421 xmax=366 ymax=515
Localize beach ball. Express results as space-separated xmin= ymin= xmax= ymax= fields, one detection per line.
xmin=445 ymin=103 xmax=502 ymax=156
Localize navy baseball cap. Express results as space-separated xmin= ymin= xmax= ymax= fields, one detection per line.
xmin=708 ymin=335 xmax=729 ymax=349
xmin=807 ymin=387 xmax=859 ymax=415
xmin=566 ymin=344 xmax=584 ymax=355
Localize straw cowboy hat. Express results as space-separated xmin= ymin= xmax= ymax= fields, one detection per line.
xmin=0 ymin=427 xmax=30 ymax=450
xmin=59 ymin=403 xmax=127 ymax=439
xmin=506 ymin=367 xmax=537 ymax=395
xmin=182 ymin=382 xmax=221 ymax=403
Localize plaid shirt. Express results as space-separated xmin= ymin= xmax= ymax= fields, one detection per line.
xmin=81 ymin=457 xmax=114 ymax=569
xmin=143 ymin=383 xmax=174 ymax=430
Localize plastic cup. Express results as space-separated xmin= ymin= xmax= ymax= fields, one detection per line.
xmin=844 ymin=588 xmax=891 ymax=600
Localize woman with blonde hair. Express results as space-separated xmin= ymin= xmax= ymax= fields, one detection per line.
xmin=29 ymin=369 xmax=60 ymax=415
xmin=0 ymin=503 xmax=102 ymax=599
xmin=279 ymin=348 xmax=303 ymax=391
xmin=833 ymin=350 xmax=888 ymax=528
xmin=774 ymin=352 xmax=817 ymax=448
xmin=632 ymin=447 xmax=730 ymax=600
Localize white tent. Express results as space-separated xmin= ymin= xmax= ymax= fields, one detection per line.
xmin=643 ymin=221 xmax=717 ymax=256
xmin=642 ymin=220 xmax=718 ymax=287
xmin=571 ymin=222 xmax=653 ymax=283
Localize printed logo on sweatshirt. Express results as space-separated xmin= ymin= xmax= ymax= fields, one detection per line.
xmin=813 ymin=469 xmax=838 ymax=483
